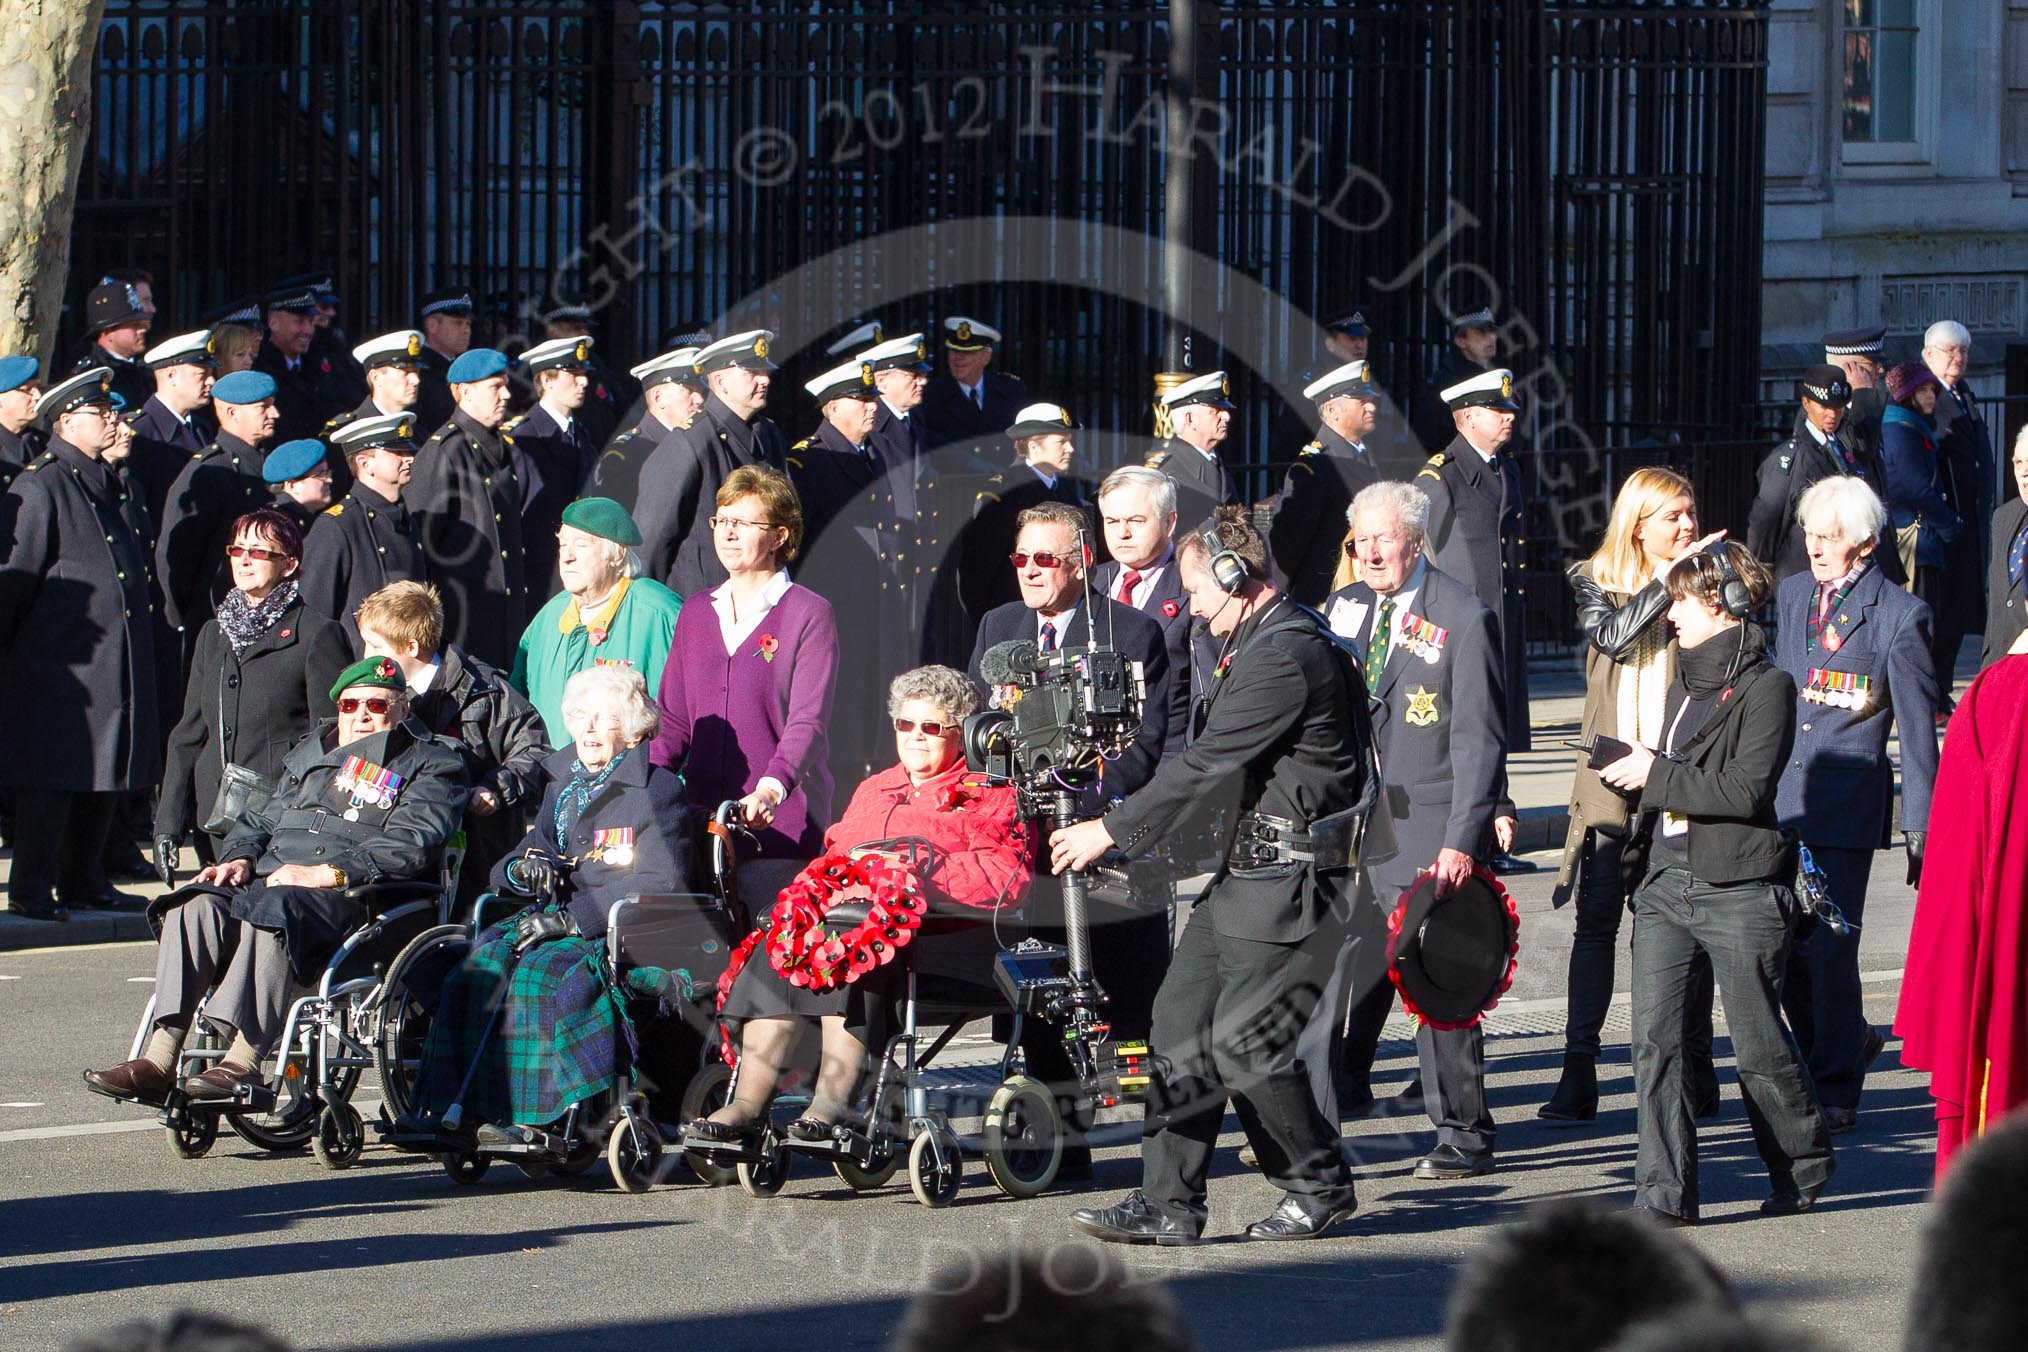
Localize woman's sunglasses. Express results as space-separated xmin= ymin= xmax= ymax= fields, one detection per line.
xmin=1008 ymin=551 xmax=1070 ymax=569
xmin=227 ymin=544 xmax=288 ymax=561
xmin=893 ymin=717 xmax=956 ymax=737
xmin=337 ymin=696 xmax=394 ymax=715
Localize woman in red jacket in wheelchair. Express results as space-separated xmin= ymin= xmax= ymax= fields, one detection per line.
xmin=691 ymin=665 xmax=1032 ymax=1145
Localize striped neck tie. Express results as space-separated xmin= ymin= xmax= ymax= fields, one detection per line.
xmin=1038 ymin=621 xmax=1057 ymax=652
xmin=1366 ymin=596 xmax=1394 ymax=690
xmin=2010 ymin=517 xmax=2028 ymax=591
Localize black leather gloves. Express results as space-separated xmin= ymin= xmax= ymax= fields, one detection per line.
xmin=1905 ymin=831 xmax=1925 ymax=887
xmin=511 ymin=908 xmax=576 ymax=954
xmin=505 ymin=852 xmax=556 ymax=898
xmin=153 ymin=835 xmax=181 ymax=889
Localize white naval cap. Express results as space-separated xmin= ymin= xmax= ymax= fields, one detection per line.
xmin=1439 ymin=367 xmax=1519 ymax=411
xmin=1160 ymin=369 xmax=1235 ymax=411
xmin=1303 ymin=360 xmax=1378 ymax=404
xmin=352 ymin=330 xmax=426 ymax=370
xmin=857 ymin=332 xmax=931 ymax=372
xmin=805 ymin=358 xmax=878 ymax=404
xmin=942 ymin=316 xmax=1002 ymax=350
xmin=144 ymin=330 xmax=216 ymax=369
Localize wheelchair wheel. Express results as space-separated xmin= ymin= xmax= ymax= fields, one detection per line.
xmin=907 ymin=1126 xmax=963 ymax=1208
xmin=312 ymin=1101 xmax=366 ymax=1170
xmin=736 ymin=1134 xmax=790 ymax=1199
xmin=373 ymin=923 xmax=471 ymax=1126
xmin=607 ymin=1116 xmax=666 ymax=1194
xmin=164 ymin=1104 xmax=217 ymax=1160
xmin=513 ymin=1160 xmax=550 ymax=1181
xmin=833 ymin=1148 xmax=900 ymax=1192
xmin=678 ymin=1062 xmax=737 ymax=1186
xmin=224 ymin=1049 xmax=317 ymax=1152
xmin=554 ymin=1135 xmax=603 ymax=1176
xmin=443 ymin=1150 xmax=491 ymax=1185
xmin=982 ymin=1075 xmax=1064 ymax=1199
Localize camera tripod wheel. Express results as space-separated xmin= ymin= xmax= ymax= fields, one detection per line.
xmin=982 ymin=1075 xmax=1064 ymax=1198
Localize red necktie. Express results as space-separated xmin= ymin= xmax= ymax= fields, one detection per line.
xmin=1115 ymin=568 xmax=1142 ymax=605
xmin=1038 ymin=622 xmax=1057 ymax=652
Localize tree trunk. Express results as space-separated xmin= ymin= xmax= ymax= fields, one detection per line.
xmin=0 ymin=0 xmax=105 ymax=369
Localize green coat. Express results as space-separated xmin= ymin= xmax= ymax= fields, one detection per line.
xmin=511 ymin=578 xmax=683 ymax=745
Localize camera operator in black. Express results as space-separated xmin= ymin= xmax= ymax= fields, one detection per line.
xmin=1056 ymin=507 xmax=1370 ymax=1244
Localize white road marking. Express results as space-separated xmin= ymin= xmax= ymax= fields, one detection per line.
xmin=126 ymin=976 xmax=155 ymax=982
xmin=0 ymin=1102 xmax=46 ymax=1108
xmin=0 ymin=974 xmax=20 ymax=981
xmin=0 ymin=1119 xmax=164 ymax=1143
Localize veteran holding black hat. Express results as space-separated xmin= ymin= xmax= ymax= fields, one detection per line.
xmin=0 ymin=356 xmax=45 ymax=490
xmin=511 ymin=497 xmax=683 ymax=745
xmin=1417 ymin=366 xmax=1533 ymax=755
xmin=1147 ymin=370 xmax=1240 ymax=531
xmin=407 ymin=348 xmax=532 ymax=668
xmin=84 ymin=655 xmax=466 ymax=1107
xmin=156 ymin=369 xmax=282 ymax=636
xmin=1325 ymin=480 xmax=1510 ymax=1178
xmin=0 ymin=370 xmax=161 ymax=921
xmin=1749 ymin=364 xmax=1885 ymax=586
xmin=72 ymin=281 xmax=156 ymax=411
xmin=299 ymin=412 xmax=429 ymax=647
xmin=1269 ymin=360 xmax=1384 ymax=605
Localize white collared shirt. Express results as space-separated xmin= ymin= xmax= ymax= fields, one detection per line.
xmin=1327 ymin=559 xmax=1426 ymax=659
xmin=1036 ymin=604 xmax=1078 ymax=650
xmin=539 ymin=400 xmax=576 ymax=440
xmin=409 ymin=659 xmax=442 ymax=693
xmin=1112 ymin=548 xmax=1173 ymax=609
xmin=709 ymin=567 xmax=793 ymax=655
xmin=960 ymin=379 xmax=984 ymax=407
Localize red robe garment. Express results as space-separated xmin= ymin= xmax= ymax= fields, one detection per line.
xmin=1894 ymin=654 xmax=2028 ymax=1180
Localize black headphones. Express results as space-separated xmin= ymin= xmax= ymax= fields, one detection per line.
xmin=1207 ymin=546 xmax=1250 ymax=595
xmin=1706 ymin=540 xmax=1754 ymax=619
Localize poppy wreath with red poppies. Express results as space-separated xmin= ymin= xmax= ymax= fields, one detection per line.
xmin=712 ymin=853 xmax=928 ymax=1065
xmin=1383 ymin=866 xmax=1521 ymax=1032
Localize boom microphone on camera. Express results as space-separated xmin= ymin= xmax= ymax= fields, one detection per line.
xmin=979 ymin=639 xmax=1041 ymax=686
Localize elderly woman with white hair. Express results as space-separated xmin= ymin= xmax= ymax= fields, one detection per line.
xmin=511 ymin=497 xmax=684 ymax=745
xmin=1771 ymin=475 xmax=1940 ymax=1135
xmin=1922 ymin=319 xmax=1997 ymax=696
xmin=413 ymin=663 xmax=694 ymax=1139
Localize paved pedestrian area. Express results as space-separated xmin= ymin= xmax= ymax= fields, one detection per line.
xmin=0 ymin=850 xmax=1936 ymax=1352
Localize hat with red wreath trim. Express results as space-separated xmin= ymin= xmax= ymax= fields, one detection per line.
xmin=1384 ymin=866 xmax=1520 ymax=1030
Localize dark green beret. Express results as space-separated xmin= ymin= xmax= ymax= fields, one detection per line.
xmin=560 ymin=496 xmax=643 ymax=547
xmin=328 ymin=655 xmax=408 ymax=701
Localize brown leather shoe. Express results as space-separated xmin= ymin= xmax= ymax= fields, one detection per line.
xmin=182 ymin=1064 xmax=256 ymax=1102
xmin=84 ymin=1059 xmax=174 ymax=1105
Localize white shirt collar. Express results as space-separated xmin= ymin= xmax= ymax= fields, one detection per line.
xmin=709 ymin=568 xmax=794 ymax=653
xmin=1036 ymin=604 xmax=1078 ymax=645
xmin=882 ymin=397 xmax=910 ymax=421
xmin=539 ymin=399 xmax=575 ymax=434
xmin=409 ymin=659 xmax=442 ymax=693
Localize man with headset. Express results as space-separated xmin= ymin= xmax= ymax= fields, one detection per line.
xmin=1054 ymin=506 xmax=1372 ymax=1245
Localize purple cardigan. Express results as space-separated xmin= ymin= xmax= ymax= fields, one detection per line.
xmin=648 ymin=581 xmax=838 ymax=858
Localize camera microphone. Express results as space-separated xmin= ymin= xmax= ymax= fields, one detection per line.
xmin=979 ymin=639 xmax=1041 ymax=685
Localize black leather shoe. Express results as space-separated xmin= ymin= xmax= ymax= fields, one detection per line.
xmin=1243 ymin=1192 xmax=1358 ymax=1241
xmin=1860 ymin=1028 xmax=1886 ymax=1071
xmin=1823 ymin=1106 xmax=1857 ymax=1135
xmin=1413 ymin=1144 xmax=1494 ymax=1180
xmin=685 ymin=1117 xmax=760 ymax=1146
xmin=60 ymin=888 xmax=145 ymax=912
xmin=1628 ymin=1204 xmax=1695 ymax=1229
xmin=787 ymin=1116 xmax=840 ymax=1142
xmin=1760 ymin=1184 xmax=1826 ymax=1216
xmin=7 ymin=896 xmax=69 ymax=923
xmin=1070 ymin=1191 xmax=1201 ymax=1247
xmin=1489 ymin=850 xmax=1539 ymax=876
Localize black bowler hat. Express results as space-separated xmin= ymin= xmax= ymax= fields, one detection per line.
xmin=1385 ymin=869 xmax=1519 ymax=1030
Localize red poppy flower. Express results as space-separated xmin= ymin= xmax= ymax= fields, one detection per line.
xmin=1162 ymin=600 xmax=1180 ymax=618
xmin=758 ymin=634 xmax=780 ymax=663
xmin=588 ymin=625 xmax=609 ymax=645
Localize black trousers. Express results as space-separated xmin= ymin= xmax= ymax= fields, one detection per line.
xmin=1140 ymin=902 xmax=1354 ymax=1230
xmin=1337 ymin=917 xmax=1494 ymax=1156
xmin=7 ymin=790 xmax=117 ymax=904
xmin=1630 ymin=868 xmax=1833 ymax=1220
xmin=1779 ymin=844 xmax=1875 ymax=1111
xmin=1564 ymin=831 xmax=1719 ymax=1102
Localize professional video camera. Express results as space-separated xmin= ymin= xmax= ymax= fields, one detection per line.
xmin=963 ymin=626 xmax=1152 ymax=1107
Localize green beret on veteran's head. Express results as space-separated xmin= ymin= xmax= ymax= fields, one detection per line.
xmin=329 ymin=656 xmax=408 ymax=702
xmin=560 ymin=497 xmax=644 ymax=548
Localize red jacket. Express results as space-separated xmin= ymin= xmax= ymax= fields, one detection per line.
xmin=825 ymin=761 xmax=1032 ymax=911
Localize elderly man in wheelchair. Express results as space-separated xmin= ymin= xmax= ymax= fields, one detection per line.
xmin=685 ymin=665 xmax=1032 ymax=1187
xmin=400 ymin=665 xmax=693 ymax=1165
xmin=85 ymin=657 xmax=468 ymax=1108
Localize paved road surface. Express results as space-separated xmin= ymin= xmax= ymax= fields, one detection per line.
xmin=0 ymin=850 xmax=1938 ymax=1351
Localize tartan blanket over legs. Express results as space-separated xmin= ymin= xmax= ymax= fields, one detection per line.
xmin=416 ymin=920 xmax=636 ymax=1128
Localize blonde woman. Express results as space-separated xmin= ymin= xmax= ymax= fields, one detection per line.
xmin=1542 ymin=469 xmax=1722 ymax=1122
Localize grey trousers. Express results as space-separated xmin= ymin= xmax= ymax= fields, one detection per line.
xmin=153 ymin=893 xmax=294 ymax=1053
xmin=1631 ymin=868 xmax=1834 ymax=1220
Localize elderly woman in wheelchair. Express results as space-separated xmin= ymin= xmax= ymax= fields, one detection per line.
xmin=401 ymin=664 xmax=693 ymax=1169
xmin=686 ymin=665 xmax=1031 ymax=1171
xmin=85 ymin=658 xmax=467 ymax=1116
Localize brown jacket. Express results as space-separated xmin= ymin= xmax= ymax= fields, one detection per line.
xmin=1553 ymin=561 xmax=1672 ymax=901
